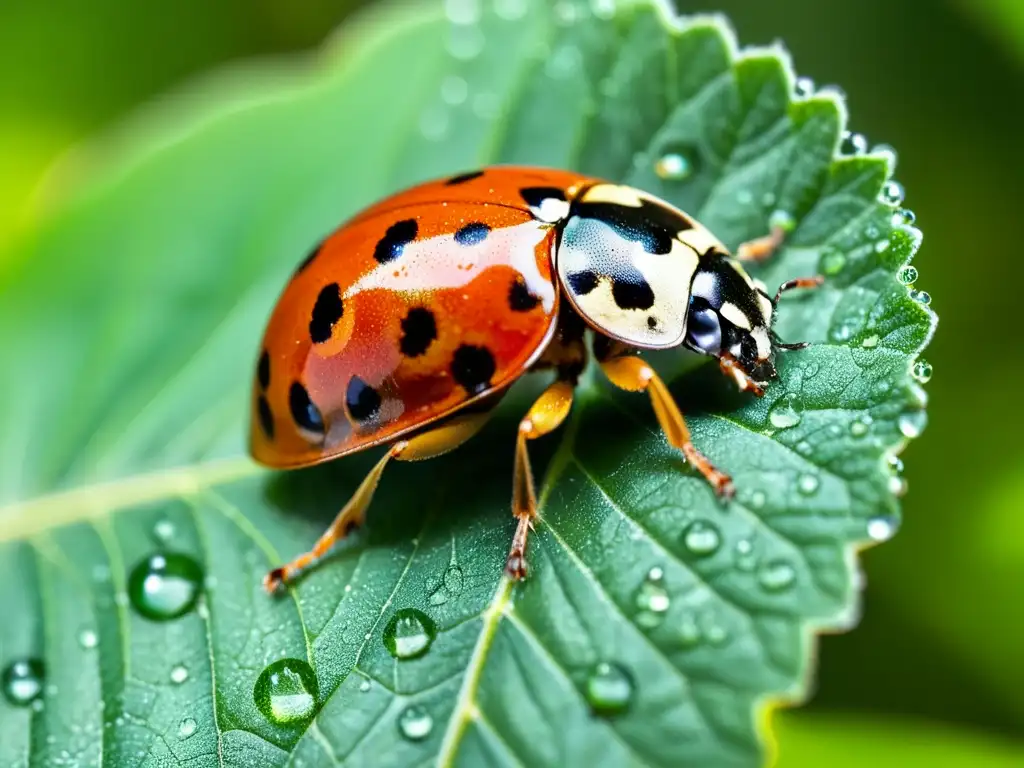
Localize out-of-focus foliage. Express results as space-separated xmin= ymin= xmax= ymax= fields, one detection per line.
xmin=959 ymin=0 xmax=1024 ymax=64
xmin=0 ymin=0 xmax=1021 ymax=765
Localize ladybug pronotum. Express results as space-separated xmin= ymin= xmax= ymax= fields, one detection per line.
xmin=251 ymin=166 xmax=822 ymax=592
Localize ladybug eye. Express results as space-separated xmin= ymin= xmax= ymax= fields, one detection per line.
xmin=687 ymin=306 xmax=721 ymax=354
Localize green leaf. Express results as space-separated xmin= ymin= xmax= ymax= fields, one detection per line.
xmin=0 ymin=1 xmax=934 ymax=765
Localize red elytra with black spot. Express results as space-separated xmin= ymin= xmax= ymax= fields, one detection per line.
xmin=250 ymin=166 xmax=588 ymax=468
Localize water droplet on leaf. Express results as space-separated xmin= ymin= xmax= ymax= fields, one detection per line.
xmin=359 ymin=679 xmax=371 ymax=692
xmin=898 ymin=265 xmax=918 ymax=284
xmin=170 ymin=665 xmax=189 ymax=684
xmin=178 ymin=717 xmax=197 ymax=740
xmin=2 ymin=659 xmax=44 ymax=707
xmin=893 ymin=208 xmax=916 ymax=226
xmin=910 ymin=290 xmax=931 ymax=306
xmin=794 ymin=76 xmax=815 ymax=98
xmin=253 ymin=658 xmax=318 ymax=725
xmin=899 ymin=410 xmax=928 ymax=439
xmin=840 ymin=131 xmax=868 ymax=156
xmin=758 ymin=559 xmax=797 ymax=592
xmin=820 ymin=250 xmax=846 ymax=275
xmin=861 ymin=334 xmax=879 ymax=348
xmin=654 ymin=146 xmax=699 ymax=181
xmin=682 ymin=521 xmax=721 ymax=557
xmin=797 ymin=474 xmax=820 ymax=496
xmin=769 ymin=398 xmax=801 ymax=429
xmin=384 ymin=609 xmax=437 ymax=660
xmin=850 ymin=419 xmax=870 ymax=437
xmin=153 ymin=520 xmax=175 ymax=542
xmin=585 ymin=662 xmax=634 ymax=716
xmin=634 ymin=567 xmax=670 ymax=628
xmin=867 ymin=515 xmax=900 ymax=542
xmin=769 ymin=209 xmax=796 ymax=233
xmin=880 ymin=180 xmax=905 ymax=206
xmin=78 ymin=629 xmax=98 ymax=649
xmin=912 ymin=360 xmax=932 ymax=383
xmin=127 ymin=552 xmax=203 ymax=621
xmin=397 ymin=705 xmax=434 ymax=741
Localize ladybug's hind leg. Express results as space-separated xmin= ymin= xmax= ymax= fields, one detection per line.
xmin=264 ymin=410 xmax=493 ymax=593
xmin=736 ymin=224 xmax=787 ymax=262
xmin=597 ymin=342 xmax=735 ymax=499
xmin=506 ymin=379 xmax=576 ymax=579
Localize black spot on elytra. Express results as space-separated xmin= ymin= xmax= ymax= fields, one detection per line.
xmin=345 ymin=376 xmax=382 ymax=422
xmin=611 ymin=276 xmax=655 ymax=310
xmin=445 ymin=170 xmax=484 ymax=185
xmin=295 ymin=236 xmax=327 ymax=274
xmin=454 ymin=222 xmax=490 ymax=246
xmin=520 ymin=186 xmax=566 ymax=210
xmin=257 ymin=350 xmax=270 ymax=390
xmin=567 ymin=270 xmax=599 ymax=296
xmin=508 ymin=275 xmax=541 ymax=312
xmin=451 ymin=344 xmax=496 ymax=395
xmin=400 ymin=307 xmax=437 ymax=357
xmin=647 ymin=315 xmax=658 ymax=329
xmin=309 ymin=283 xmax=344 ymax=344
xmin=573 ymin=197 xmax=693 ymax=254
xmin=257 ymin=396 xmax=274 ymax=440
xmin=289 ymin=382 xmax=325 ymax=435
xmin=374 ymin=219 xmax=418 ymax=263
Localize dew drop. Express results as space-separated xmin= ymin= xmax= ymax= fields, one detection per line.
xmin=127 ymin=552 xmax=203 ymax=622
xmin=654 ymin=146 xmax=699 ymax=181
xmin=887 ymin=454 xmax=905 ymax=474
xmin=585 ymin=662 xmax=634 ymax=716
xmin=397 ymin=704 xmax=434 ymax=741
xmin=861 ymin=334 xmax=879 ymax=349
xmin=839 ymin=131 xmax=868 ymax=156
xmin=912 ymin=360 xmax=933 ymax=383
xmin=910 ymin=289 xmax=932 ymax=306
xmin=153 ymin=520 xmax=175 ymax=542
xmin=880 ymin=180 xmax=905 ymax=206
xmin=758 ymin=559 xmax=797 ymax=592
xmin=897 ymin=265 xmax=918 ymax=285
xmin=78 ymin=628 xmax=98 ymax=650
xmin=867 ymin=515 xmax=900 ymax=542
xmin=681 ymin=521 xmax=721 ymax=557
xmin=820 ymin=249 xmax=846 ymax=275
xmin=1 ymin=659 xmax=44 ymax=707
xmin=899 ymin=410 xmax=928 ymax=439
xmin=384 ymin=609 xmax=437 ymax=660
xmin=888 ymin=475 xmax=908 ymax=496
xmin=170 ymin=665 xmax=189 ymax=684
xmin=794 ymin=76 xmax=815 ymax=98
xmin=893 ymin=208 xmax=916 ymax=227
xmin=769 ymin=398 xmax=801 ymax=429
xmin=734 ymin=538 xmax=757 ymax=572
xmin=253 ymin=658 xmax=319 ymax=725
xmin=359 ymin=679 xmax=371 ymax=693
xmin=178 ymin=717 xmax=197 ymax=741
xmin=850 ymin=419 xmax=870 ymax=438
xmin=865 ymin=224 xmax=880 ymax=239
xmin=749 ymin=490 xmax=767 ymax=510
xmin=634 ymin=567 xmax=670 ymax=628
xmin=797 ymin=474 xmax=820 ymax=496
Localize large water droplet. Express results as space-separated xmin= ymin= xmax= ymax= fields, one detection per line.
xmin=384 ymin=609 xmax=437 ymax=660
xmin=912 ymin=360 xmax=933 ymax=383
xmin=682 ymin=521 xmax=721 ymax=557
xmin=253 ymin=658 xmax=319 ymax=725
xmin=769 ymin=398 xmax=801 ymax=429
xmin=899 ymin=410 xmax=928 ymax=439
xmin=397 ymin=704 xmax=434 ymax=741
xmin=2 ymin=659 xmax=44 ymax=707
xmin=585 ymin=662 xmax=634 ymax=716
xmin=797 ymin=474 xmax=820 ymax=496
xmin=654 ymin=145 xmax=699 ymax=181
xmin=758 ymin=559 xmax=797 ymax=592
xmin=880 ymin=180 xmax=905 ymax=206
xmin=633 ymin=567 xmax=670 ymax=628
xmin=839 ymin=131 xmax=868 ymax=156
xmin=897 ymin=265 xmax=918 ymax=285
xmin=910 ymin=289 xmax=932 ymax=306
xmin=178 ymin=716 xmax=197 ymax=740
xmin=867 ymin=515 xmax=900 ymax=542
xmin=127 ymin=552 xmax=203 ymax=622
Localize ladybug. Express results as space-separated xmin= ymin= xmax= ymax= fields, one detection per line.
xmin=251 ymin=166 xmax=821 ymax=592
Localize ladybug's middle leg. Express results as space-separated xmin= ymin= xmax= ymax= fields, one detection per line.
xmin=506 ymin=379 xmax=575 ymax=579
xmin=736 ymin=225 xmax=787 ymax=262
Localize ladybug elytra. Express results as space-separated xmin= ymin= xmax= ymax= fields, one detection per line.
xmin=250 ymin=166 xmax=821 ymax=592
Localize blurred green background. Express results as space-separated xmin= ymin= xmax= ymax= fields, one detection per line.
xmin=2 ymin=0 xmax=1021 ymax=764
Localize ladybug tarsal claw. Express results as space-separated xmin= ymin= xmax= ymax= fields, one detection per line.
xmin=505 ymin=552 xmax=528 ymax=580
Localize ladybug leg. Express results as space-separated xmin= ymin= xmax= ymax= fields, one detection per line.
xmin=263 ymin=411 xmax=492 ymax=594
xmin=506 ymin=379 xmax=576 ymax=579
xmin=736 ymin=225 xmax=787 ymax=262
xmin=598 ymin=351 xmax=735 ymax=499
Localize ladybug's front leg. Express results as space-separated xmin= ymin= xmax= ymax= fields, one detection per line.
xmin=506 ymin=379 xmax=575 ymax=579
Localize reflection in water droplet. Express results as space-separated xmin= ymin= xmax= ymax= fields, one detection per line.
xmin=840 ymin=131 xmax=868 ymax=156
xmin=897 ymin=265 xmax=918 ymax=285
xmin=880 ymin=180 xmax=905 ymax=206
xmin=127 ymin=552 xmax=203 ymax=622
xmin=253 ymin=658 xmax=319 ymax=725
xmin=2 ymin=659 xmax=44 ymax=707
xmin=910 ymin=290 xmax=931 ymax=306
xmin=585 ymin=662 xmax=634 ymax=716
xmin=170 ymin=665 xmax=189 ymax=684
xmin=682 ymin=521 xmax=721 ymax=557
xmin=867 ymin=515 xmax=900 ymax=542
xmin=912 ymin=360 xmax=933 ymax=383
xmin=797 ymin=474 xmax=820 ymax=496
xmin=397 ymin=705 xmax=434 ymax=741
xmin=769 ymin=399 xmax=801 ymax=429
xmin=384 ymin=609 xmax=437 ymax=660
xmin=758 ymin=559 xmax=797 ymax=592
xmin=820 ymin=250 xmax=846 ymax=275
xmin=899 ymin=410 xmax=928 ymax=439
xmin=633 ymin=568 xmax=670 ymax=628
xmin=178 ymin=717 xmax=198 ymax=740
xmin=78 ymin=629 xmax=98 ymax=650
xmin=654 ymin=146 xmax=699 ymax=181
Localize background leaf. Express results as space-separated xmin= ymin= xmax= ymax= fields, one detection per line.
xmin=0 ymin=1 xmax=933 ymax=765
